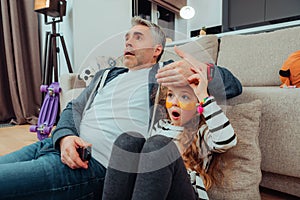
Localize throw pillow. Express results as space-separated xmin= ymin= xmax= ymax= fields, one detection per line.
xmin=208 ymin=99 xmax=263 ymax=200
xmin=161 ymin=35 xmax=219 ymax=64
xmin=77 ymin=56 xmax=122 ymax=87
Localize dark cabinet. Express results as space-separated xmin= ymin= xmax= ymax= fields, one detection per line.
xmin=227 ymin=0 xmax=265 ymax=28
xmin=265 ymin=0 xmax=300 ymax=21
xmin=222 ymin=0 xmax=300 ymax=31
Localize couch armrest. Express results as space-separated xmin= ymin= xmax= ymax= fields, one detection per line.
xmin=59 ymin=73 xmax=86 ymax=91
xmin=59 ymin=73 xmax=86 ymax=112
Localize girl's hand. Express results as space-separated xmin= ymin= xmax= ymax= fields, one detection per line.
xmin=188 ymin=65 xmax=209 ymax=101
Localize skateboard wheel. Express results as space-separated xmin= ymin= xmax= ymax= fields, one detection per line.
xmin=29 ymin=125 xmax=37 ymax=132
xmin=40 ymin=85 xmax=48 ymax=92
xmin=43 ymin=126 xmax=52 ymax=135
xmin=53 ymin=86 xmax=61 ymax=94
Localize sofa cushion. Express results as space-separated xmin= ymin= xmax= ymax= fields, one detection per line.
xmin=226 ymin=87 xmax=300 ymax=178
xmin=260 ymin=171 xmax=300 ymax=197
xmin=217 ymin=26 xmax=300 ymax=86
xmin=77 ymin=56 xmax=123 ymax=87
xmin=60 ymin=88 xmax=85 ymax=112
xmin=208 ymin=99 xmax=262 ymax=200
xmin=161 ymin=35 xmax=219 ymax=64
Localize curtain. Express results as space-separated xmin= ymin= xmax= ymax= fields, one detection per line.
xmin=0 ymin=0 xmax=41 ymax=124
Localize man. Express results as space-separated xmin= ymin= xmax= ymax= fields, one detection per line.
xmin=0 ymin=16 xmax=241 ymax=199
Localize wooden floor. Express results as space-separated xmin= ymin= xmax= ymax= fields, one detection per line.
xmin=0 ymin=125 xmax=298 ymax=200
xmin=0 ymin=125 xmax=38 ymax=156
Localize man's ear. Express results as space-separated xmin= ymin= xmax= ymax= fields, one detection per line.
xmin=154 ymin=44 xmax=163 ymax=57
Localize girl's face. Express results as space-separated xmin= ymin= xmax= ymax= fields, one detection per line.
xmin=165 ymin=86 xmax=198 ymax=126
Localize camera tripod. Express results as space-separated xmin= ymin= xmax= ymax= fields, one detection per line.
xmin=42 ymin=16 xmax=73 ymax=86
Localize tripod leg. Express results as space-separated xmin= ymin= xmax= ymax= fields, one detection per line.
xmin=44 ymin=34 xmax=53 ymax=86
xmin=46 ymin=34 xmax=55 ymax=86
xmin=42 ymin=31 xmax=51 ymax=85
xmin=59 ymin=35 xmax=73 ymax=73
xmin=52 ymin=35 xmax=59 ymax=82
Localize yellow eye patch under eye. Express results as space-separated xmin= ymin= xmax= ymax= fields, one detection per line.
xmin=179 ymin=102 xmax=196 ymax=110
xmin=165 ymin=100 xmax=196 ymax=110
xmin=165 ymin=101 xmax=172 ymax=109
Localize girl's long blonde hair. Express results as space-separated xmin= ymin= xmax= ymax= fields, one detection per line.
xmin=180 ymin=119 xmax=224 ymax=190
xmin=159 ymin=86 xmax=224 ymax=190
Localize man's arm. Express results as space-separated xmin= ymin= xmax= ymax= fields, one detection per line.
xmin=212 ymin=65 xmax=242 ymax=99
xmin=206 ymin=65 xmax=242 ymax=103
xmin=51 ymin=70 xmax=105 ymax=169
xmin=51 ymin=70 xmax=105 ymax=149
xmin=51 ymin=102 xmax=79 ymax=149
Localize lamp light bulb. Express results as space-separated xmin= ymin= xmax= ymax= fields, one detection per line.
xmin=180 ymin=6 xmax=195 ymax=19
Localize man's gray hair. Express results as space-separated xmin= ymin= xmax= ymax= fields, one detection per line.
xmin=131 ymin=16 xmax=166 ymax=62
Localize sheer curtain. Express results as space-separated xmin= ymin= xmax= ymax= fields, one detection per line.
xmin=0 ymin=0 xmax=41 ymax=124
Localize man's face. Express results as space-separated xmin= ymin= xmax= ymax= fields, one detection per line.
xmin=123 ymin=25 xmax=161 ymax=69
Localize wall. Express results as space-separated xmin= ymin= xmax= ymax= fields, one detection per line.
xmin=72 ymin=0 xmax=132 ymax=72
xmin=50 ymin=0 xmax=132 ymax=73
xmin=187 ymin=0 xmax=222 ymax=32
xmin=40 ymin=0 xmax=221 ymax=74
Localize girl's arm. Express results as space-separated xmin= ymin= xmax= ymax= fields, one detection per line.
xmin=199 ymin=96 xmax=237 ymax=153
xmin=187 ymin=64 xmax=237 ymax=152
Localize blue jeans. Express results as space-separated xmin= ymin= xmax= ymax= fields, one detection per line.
xmin=0 ymin=138 xmax=106 ymax=200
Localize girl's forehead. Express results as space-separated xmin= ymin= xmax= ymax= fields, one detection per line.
xmin=168 ymin=86 xmax=194 ymax=95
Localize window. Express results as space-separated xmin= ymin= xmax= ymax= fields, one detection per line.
xmin=133 ymin=0 xmax=176 ymax=41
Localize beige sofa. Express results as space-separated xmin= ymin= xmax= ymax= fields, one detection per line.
xmin=217 ymin=26 xmax=300 ymax=197
xmin=59 ymin=25 xmax=300 ymax=198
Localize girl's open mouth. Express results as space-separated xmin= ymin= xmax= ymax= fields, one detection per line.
xmin=171 ymin=110 xmax=180 ymax=120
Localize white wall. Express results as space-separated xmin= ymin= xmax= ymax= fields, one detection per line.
xmin=40 ymin=0 xmax=221 ymax=74
xmin=72 ymin=0 xmax=132 ymax=72
xmin=175 ymin=15 xmax=189 ymax=40
xmin=188 ymin=0 xmax=222 ymax=32
xmin=67 ymin=0 xmax=222 ymax=72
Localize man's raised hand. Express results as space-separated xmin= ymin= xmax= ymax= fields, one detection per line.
xmin=156 ymin=46 xmax=208 ymax=87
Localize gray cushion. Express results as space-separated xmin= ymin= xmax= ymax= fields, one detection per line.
xmin=208 ymin=99 xmax=262 ymax=200
xmin=227 ymin=87 xmax=300 ymax=177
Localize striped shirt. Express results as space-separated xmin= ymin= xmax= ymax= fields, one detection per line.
xmin=152 ymin=96 xmax=237 ymax=200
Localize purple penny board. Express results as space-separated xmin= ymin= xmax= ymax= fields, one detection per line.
xmin=30 ymin=82 xmax=61 ymax=140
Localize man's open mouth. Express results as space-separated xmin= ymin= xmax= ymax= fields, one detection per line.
xmin=124 ymin=51 xmax=135 ymax=56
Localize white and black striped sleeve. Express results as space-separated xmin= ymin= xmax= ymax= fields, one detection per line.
xmin=200 ymin=96 xmax=237 ymax=153
xmin=188 ymin=170 xmax=209 ymax=200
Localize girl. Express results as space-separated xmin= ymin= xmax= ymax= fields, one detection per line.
xmin=102 ymin=65 xmax=237 ymax=200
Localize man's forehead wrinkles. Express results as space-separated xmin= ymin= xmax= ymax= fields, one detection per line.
xmin=126 ymin=30 xmax=144 ymax=36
